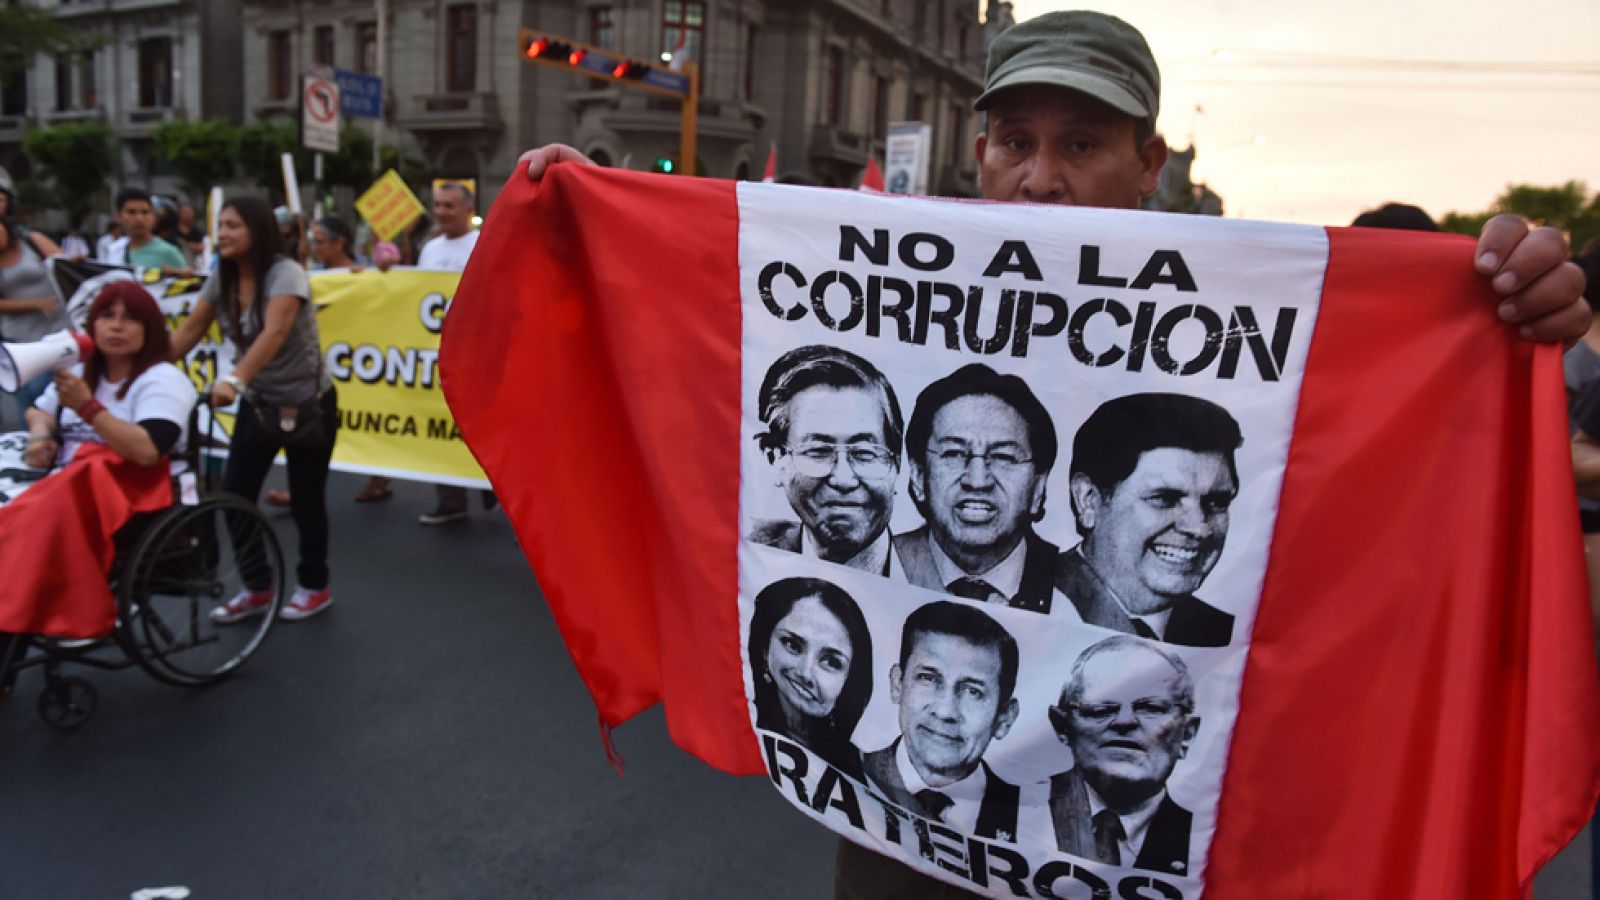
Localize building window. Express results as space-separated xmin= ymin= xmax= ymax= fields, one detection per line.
xmin=314 ymin=25 xmax=336 ymax=67
xmin=55 ymin=55 xmax=72 ymax=112
xmin=823 ymin=46 xmax=844 ymax=126
xmin=742 ymin=23 xmax=757 ymax=101
xmin=911 ymin=91 xmax=925 ymax=122
xmin=949 ymin=103 xmax=964 ymax=164
xmin=589 ymin=6 xmax=615 ymax=49
xmin=267 ymin=31 xmax=292 ymax=101
xmin=446 ymin=4 xmax=477 ymax=92
xmin=0 ymin=58 xmax=23 ymax=117
xmin=78 ymin=52 xmax=96 ymax=109
xmin=872 ymin=76 xmax=890 ymax=140
xmin=661 ymin=1 xmax=705 ymax=71
xmin=357 ymin=22 xmax=378 ymax=75
xmin=138 ymin=36 xmax=173 ymax=108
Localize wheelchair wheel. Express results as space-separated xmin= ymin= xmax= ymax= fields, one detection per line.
xmin=38 ymin=675 xmax=97 ymax=730
xmin=117 ymin=494 xmax=285 ymax=687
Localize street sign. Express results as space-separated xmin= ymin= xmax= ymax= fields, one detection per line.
xmin=302 ymin=75 xmax=341 ymax=153
xmin=356 ymin=169 xmax=427 ymax=242
xmin=884 ymin=121 xmax=932 ymax=196
xmin=333 ymin=69 xmax=383 ymax=119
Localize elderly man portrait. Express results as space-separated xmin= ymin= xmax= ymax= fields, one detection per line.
xmin=894 ymin=364 xmax=1063 ymax=614
xmin=750 ymin=345 xmax=908 ymax=577
xmin=863 ymin=600 xmax=1021 ymax=842
xmin=1046 ymin=635 xmax=1200 ymax=877
xmin=1059 ymin=393 xmax=1242 ymax=647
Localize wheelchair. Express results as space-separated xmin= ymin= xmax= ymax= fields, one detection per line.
xmin=0 ymin=396 xmax=286 ymax=730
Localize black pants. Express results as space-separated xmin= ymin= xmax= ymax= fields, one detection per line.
xmin=223 ymin=388 xmax=339 ymax=590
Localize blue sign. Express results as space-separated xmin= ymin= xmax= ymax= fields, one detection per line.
xmin=333 ymin=69 xmax=383 ymax=119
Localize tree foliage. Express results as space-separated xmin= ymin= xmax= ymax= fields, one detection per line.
xmin=1442 ymin=180 xmax=1600 ymax=255
xmin=21 ymin=121 xmax=116 ymax=222
xmin=234 ymin=121 xmax=309 ymax=201
xmin=0 ymin=5 xmax=102 ymax=88
xmin=324 ymin=127 xmax=374 ymax=190
xmin=152 ymin=118 xmax=237 ymax=196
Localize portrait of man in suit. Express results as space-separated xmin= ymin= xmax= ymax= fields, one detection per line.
xmin=894 ymin=364 xmax=1062 ymax=614
xmin=750 ymin=345 xmax=906 ymax=577
xmin=1046 ymin=635 xmax=1200 ymax=876
xmin=864 ymin=600 xmax=1022 ymax=842
xmin=1059 ymin=393 xmax=1242 ymax=646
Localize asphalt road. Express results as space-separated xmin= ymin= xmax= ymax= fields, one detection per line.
xmin=0 ymin=473 xmax=1589 ymax=899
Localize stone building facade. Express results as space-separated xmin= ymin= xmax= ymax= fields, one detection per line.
xmin=0 ymin=0 xmax=244 ymax=200
xmin=236 ymin=0 xmax=988 ymax=207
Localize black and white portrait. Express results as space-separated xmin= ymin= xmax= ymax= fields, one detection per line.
xmin=750 ymin=345 xmax=907 ymax=578
xmin=1045 ymin=635 xmax=1200 ymax=876
xmin=748 ymin=576 xmax=875 ymax=781
xmin=895 ymin=364 xmax=1062 ymax=614
xmin=1057 ymin=393 xmax=1242 ymax=646
xmin=864 ymin=600 xmax=1022 ymax=842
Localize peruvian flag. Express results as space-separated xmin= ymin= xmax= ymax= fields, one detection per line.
xmin=762 ymin=142 xmax=777 ymax=183
xmin=442 ymin=165 xmax=1600 ymax=898
xmin=860 ymin=157 xmax=886 ymax=192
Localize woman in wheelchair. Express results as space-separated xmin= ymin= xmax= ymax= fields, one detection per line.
xmin=23 ymin=282 xmax=194 ymax=471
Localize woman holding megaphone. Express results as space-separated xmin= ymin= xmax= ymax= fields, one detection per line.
xmin=170 ymin=197 xmax=338 ymax=624
xmin=22 ymin=281 xmax=194 ymax=470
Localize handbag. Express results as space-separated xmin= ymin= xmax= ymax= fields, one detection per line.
xmin=251 ymin=394 xmax=326 ymax=450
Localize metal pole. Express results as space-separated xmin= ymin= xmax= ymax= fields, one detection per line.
xmin=678 ymin=61 xmax=698 ymax=175
xmin=372 ymin=0 xmax=387 ymax=173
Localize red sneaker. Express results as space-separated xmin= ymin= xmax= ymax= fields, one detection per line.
xmin=211 ymin=588 xmax=274 ymax=624
xmin=280 ymin=586 xmax=333 ymax=622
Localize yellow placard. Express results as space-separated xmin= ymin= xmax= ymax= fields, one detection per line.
xmin=355 ymin=169 xmax=427 ymax=242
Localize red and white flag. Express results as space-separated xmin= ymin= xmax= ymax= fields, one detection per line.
xmin=762 ymin=143 xmax=777 ymax=183
xmin=860 ymin=157 xmax=886 ymax=192
xmin=442 ymin=166 xmax=1600 ymax=899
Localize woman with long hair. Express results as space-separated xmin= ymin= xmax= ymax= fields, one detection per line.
xmin=23 ymin=281 xmax=194 ymax=470
xmin=171 ymin=197 xmax=338 ymax=623
xmin=747 ymin=576 xmax=874 ymax=781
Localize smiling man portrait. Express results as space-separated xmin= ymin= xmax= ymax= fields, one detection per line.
xmin=1059 ymin=392 xmax=1242 ymax=646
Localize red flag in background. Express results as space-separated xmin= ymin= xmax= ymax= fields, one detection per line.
xmin=859 ymin=157 xmax=885 ymax=192
xmin=761 ymin=143 xmax=777 ymax=183
xmin=441 ymin=164 xmax=1600 ymax=899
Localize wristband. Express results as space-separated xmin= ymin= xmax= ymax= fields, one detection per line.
xmin=221 ymin=374 xmax=247 ymax=392
xmin=75 ymin=398 xmax=107 ymax=422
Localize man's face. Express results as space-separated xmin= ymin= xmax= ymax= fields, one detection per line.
xmin=975 ymin=84 xmax=1167 ymax=209
xmin=1076 ymin=448 xmax=1236 ymax=615
xmin=433 ymin=188 xmax=470 ymax=237
xmin=913 ymin=394 xmax=1046 ymax=572
xmin=1060 ymin=646 xmax=1198 ymax=804
xmin=118 ymin=200 xmax=154 ymax=240
xmin=891 ymin=631 xmax=1017 ymax=786
xmin=779 ymin=386 xmax=896 ymax=562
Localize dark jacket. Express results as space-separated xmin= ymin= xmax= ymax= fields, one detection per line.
xmin=1048 ymin=767 xmax=1192 ymax=877
xmin=862 ymin=739 xmax=1019 ymax=843
xmin=1055 ymin=547 xmax=1234 ymax=647
xmin=892 ymin=525 xmax=1059 ymax=614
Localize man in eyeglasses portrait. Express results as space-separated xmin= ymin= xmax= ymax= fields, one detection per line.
xmin=1059 ymin=393 xmax=1242 ymax=647
xmin=895 ymin=363 xmax=1063 ymax=614
xmin=751 ymin=344 xmax=908 ymax=578
xmin=1046 ymin=634 xmax=1200 ymax=876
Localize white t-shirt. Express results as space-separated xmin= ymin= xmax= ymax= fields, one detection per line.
xmin=416 ymin=230 xmax=480 ymax=272
xmin=34 ymin=362 xmax=197 ymax=464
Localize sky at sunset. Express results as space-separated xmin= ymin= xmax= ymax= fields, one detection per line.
xmin=1012 ymin=0 xmax=1600 ymax=226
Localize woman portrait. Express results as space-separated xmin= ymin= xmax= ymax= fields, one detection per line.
xmin=748 ymin=576 xmax=874 ymax=781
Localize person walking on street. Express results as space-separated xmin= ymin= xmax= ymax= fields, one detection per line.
xmin=170 ymin=197 xmax=340 ymax=623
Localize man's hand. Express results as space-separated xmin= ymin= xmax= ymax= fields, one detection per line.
xmin=520 ymin=144 xmax=595 ymax=181
xmin=211 ymin=380 xmax=238 ymax=408
xmin=1475 ymin=214 xmax=1589 ymax=342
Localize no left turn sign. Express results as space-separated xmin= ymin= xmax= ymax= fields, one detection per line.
xmin=301 ymin=75 xmax=341 ymax=152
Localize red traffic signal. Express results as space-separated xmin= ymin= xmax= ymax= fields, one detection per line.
xmin=568 ymin=48 xmax=587 ymax=66
xmin=613 ymin=60 xmax=648 ymax=79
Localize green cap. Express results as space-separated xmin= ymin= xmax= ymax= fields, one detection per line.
xmin=974 ymin=11 xmax=1160 ymax=124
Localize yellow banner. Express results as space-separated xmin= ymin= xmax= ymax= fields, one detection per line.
xmin=314 ymin=269 xmax=487 ymax=488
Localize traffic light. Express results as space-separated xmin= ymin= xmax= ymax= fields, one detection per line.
xmin=524 ymin=36 xmax=574 ymax=62
xmin=613 ymin=60 xmax=648 ymax=80
xmin=651 ymin=157 xmax=676 ymax=174
xmin=519 ymin=27 xmax=690 ymax=97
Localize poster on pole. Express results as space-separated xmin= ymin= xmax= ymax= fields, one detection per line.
xmin=356 ymin=169 xmax=427 ymax=242
xmin=884 ymin=121 xmax=932 ymax=196
xmin=301 ymin=74 xmax=341 ymax=153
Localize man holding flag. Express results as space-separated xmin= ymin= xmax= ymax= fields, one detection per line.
xmin=509 ymin=9 xmax=1591 ymax=898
